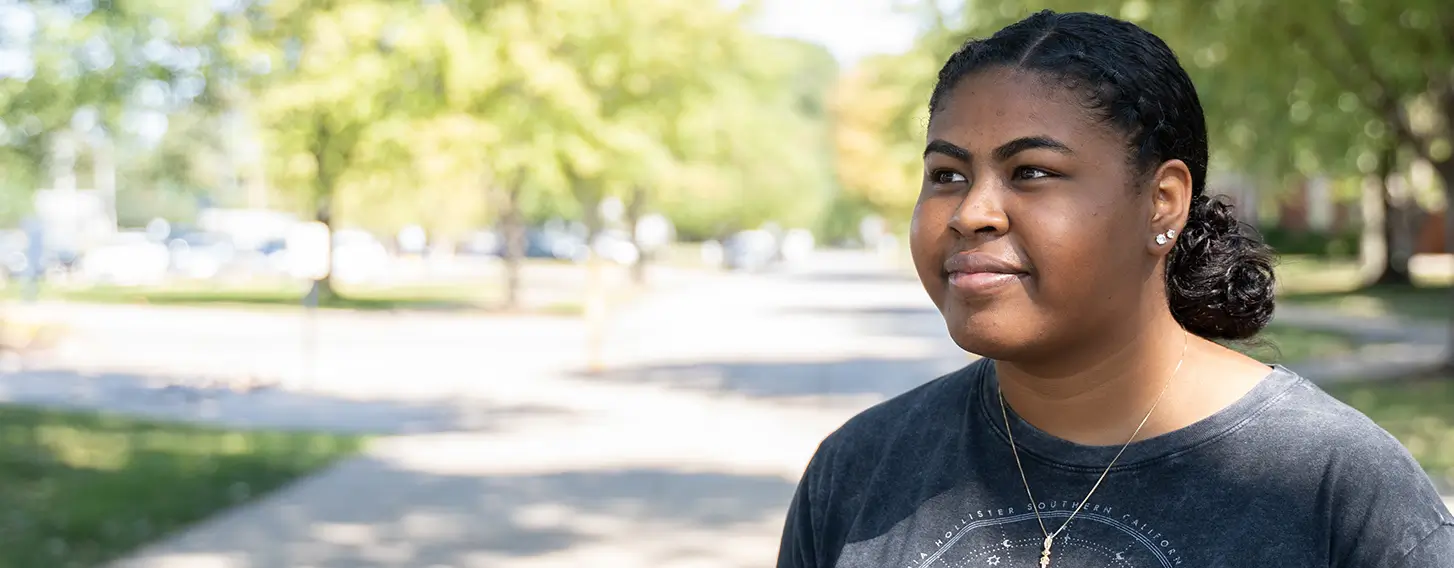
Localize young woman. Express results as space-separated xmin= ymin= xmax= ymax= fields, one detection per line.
xmin=777 ymin=11 xmax=1453 ymax=568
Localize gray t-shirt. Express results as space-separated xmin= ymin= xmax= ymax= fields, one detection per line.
xmin=777 ymin=359 xmax=1454 ymax=567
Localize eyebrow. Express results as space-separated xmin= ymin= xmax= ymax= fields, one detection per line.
xmin=923 ymin=139 xmax=970 ymax=161
xmin=923 ymin=136 xmax=1074 ymax=163
xmin=992 ymin=136 xmax=1074 ymax=162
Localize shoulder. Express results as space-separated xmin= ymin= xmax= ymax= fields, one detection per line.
xmin=1260 ymin=375 xmax=1440 ymax=498
xmin=1261 ymin=376 xmax=1433 ymax=475
xmin=798 ymin=358 xmax=984 ymax=503
xmin=1395 ymin=522 xmax=1454 ymax=567
xmin=1251 ymin=372 xmax=1453 ymax=565
xmin=790 ymin=359 xmax=984 ymax=563
xmin=812 ymin=358 xmax=983 ymax=469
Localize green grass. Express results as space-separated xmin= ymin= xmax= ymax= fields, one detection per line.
xmin=1273 ymin=254 xmax=1452 ymax=321
xmin=1326 ymin=377 xmax=1454 ymax=490
xmin=1281 ymin=284 xmax=1451 ymax=321
xmin=1230 ymin=324 xmax=1359 ymax=364
xmin=0 ymin=405 xmax=365 ymax=567
xmin=4 ymin=282 xmax=583 ymax=316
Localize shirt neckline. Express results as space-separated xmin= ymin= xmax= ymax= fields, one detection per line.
xmin=971 ymin=359 xmax=1304 ymax=471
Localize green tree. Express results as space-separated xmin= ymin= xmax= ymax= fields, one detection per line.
xmin=830 ymin=49 xmax=939 ymax=233
xmin=0 ymin=1 xmax=229 ymax=227
xmin=228 ymin=0 xmax=449 ymax=300
xmin=420 ymin=0 xmax=607 ymax=309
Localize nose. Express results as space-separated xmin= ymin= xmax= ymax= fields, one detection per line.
xmin=946 ymin=182 xmax=1009 ymax=238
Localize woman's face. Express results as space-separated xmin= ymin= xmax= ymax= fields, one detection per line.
xmin=911 ymin=68 xmax=1168 ymax=360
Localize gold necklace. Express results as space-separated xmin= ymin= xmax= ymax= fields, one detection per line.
xmin=997 ymin=330 xmax=1188 ymax=568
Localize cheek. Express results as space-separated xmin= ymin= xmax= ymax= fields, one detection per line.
xmin=909 ymin=194 xmax=947 ymax=249
xmin=910 ymin=195 xmax=954 ymax=295
xmin=1022 ymin=199 xmax=1136 ymax=296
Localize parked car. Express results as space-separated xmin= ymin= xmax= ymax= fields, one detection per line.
xmin=332 ymin=229 xmax=391 ymax=284
xmin=592 ymin=230 xmax=640 ymax=265
xmin=78 ymin=232 xmax=171 ymax=286
xmin=167 ymin=231 xmax=237 ymax=280
xmin=722 ymin=230 xmax=779 ymax=272
xmin=779 ymin=228 xmax=816 ymax=263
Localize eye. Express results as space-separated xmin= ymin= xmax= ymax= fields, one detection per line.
xmin=1012 ymin=166 xmax=1056 ymax=181
xmin=931 ymin=169 xmax=968 ymax=185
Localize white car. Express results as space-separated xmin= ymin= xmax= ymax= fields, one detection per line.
xmin=331 ymin=229 xmax=391 ymax=284
xmin=779 ymin=229 xmax=816 ymax=263
xmin=79 ymin=232 xmax=171 ymax=286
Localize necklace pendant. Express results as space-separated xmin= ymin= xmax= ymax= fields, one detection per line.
xmin=1040 ymin=535 xmax=1054 ymax=568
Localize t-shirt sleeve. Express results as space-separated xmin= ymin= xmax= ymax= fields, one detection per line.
xmin=779 ymin=432 xmax=844 ymax=568
xmin=1395 ymin=523 xmax=1454 ymax=568
xmin=776 ymin=468 xmax=818 ymax=568
xmin=1324 ymin=422 xmax=1454 ymax=568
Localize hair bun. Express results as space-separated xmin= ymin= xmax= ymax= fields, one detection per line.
xmin=1166 ymin=194 xmax=1276 ymax=340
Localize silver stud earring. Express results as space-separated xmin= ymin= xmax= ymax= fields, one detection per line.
xmin=1155 ymin=234 xmax=1168 ymax=245
xmin=1166 ymin=229 xmax=1176 ymax=238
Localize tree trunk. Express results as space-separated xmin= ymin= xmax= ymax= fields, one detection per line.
xmin=498 ymin=185 xmax=526 ymax=311
xmin=1372 ymin=145 xmax=1414 ymax=285
xmin=626 ymin=185 xmax=648 ymax=285
xmin=1373 ymin=199 xmax=1417 ymax=285
xmin=570 ymin=177 xmax=608 ymax=374
xmin=1435 ymin=159 xmax=1454 ymax=372
xmin=311 ymin=192 xmax=337 ymax=304
xmin=308 ymin=122 xmax=342 ymax=305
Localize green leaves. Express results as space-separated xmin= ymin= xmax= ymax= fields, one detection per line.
xmin=841 ymin=0 xmax=1454 ymax=216
xmin=3 ymin=1 xmax=840 ymax=240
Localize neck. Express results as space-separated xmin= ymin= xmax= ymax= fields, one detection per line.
xmin=996 ymin=310 xmax=1190 ymax=446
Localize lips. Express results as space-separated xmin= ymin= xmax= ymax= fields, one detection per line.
xmin=943 ymin=252 xmax=1029 ymax=294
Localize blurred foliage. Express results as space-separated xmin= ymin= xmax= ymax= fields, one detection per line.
xmin=4 ymin=0 xmax=1451 ymax=249
xmin=1 ymin=0 xmax=842 ymax=244
xmin=961 ymin=0 xmax=1453 ymax=190
xmin=830 ymin=51 xmax=937 ymax=232
xmin=0 ymin=404 xmax=363 ymax=567
xmin=1232 ymin=323 xmax=1360 ymax=365
xmin=217 ymin=0 xmax=841 ymax=242
xmin=1259 ymin=226 xmax=1363 ymax=258
xmin=835 ymin=0 xmax=1454 ymax=224
xmin=1283 ymin=283 xmax=1452 ymax=321
xmin=0 ymin=0 xmax=236 ymax=203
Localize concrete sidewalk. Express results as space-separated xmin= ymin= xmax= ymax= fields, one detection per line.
xmin=1272 ymin=304 xmax=1448 ymax=384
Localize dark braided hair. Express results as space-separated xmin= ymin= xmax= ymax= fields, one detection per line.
xmin=928 ymin=10 xmax=1275 ymax=340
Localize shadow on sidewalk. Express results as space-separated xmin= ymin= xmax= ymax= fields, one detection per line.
xmin=578 ymin=356 xmax=968 ymax=401
xmin=0 ymin=368 xmax=574 ymax=435
xmin=114 ymin=460 xmax=797 ymax=568
xmin=782 ymin=270 xmax=919 ymax=284
xmin=773 ymin=304 xmax=949 ymax=340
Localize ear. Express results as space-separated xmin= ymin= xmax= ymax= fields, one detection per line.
xmin=1146 ymin=159 xmax=1193 ymax=257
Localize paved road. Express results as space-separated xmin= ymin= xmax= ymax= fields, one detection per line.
xmin=24 ymin=251 xmax=961 ymax=568
xmin=2 ymin=251 xmax=1447 ymax=567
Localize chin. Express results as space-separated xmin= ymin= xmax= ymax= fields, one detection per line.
xmin=939 ymin=302 xmax=1047 ymax=362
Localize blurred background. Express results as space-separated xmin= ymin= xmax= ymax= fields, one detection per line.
xmin=0 ymin=0 xmax=1450 ymax=567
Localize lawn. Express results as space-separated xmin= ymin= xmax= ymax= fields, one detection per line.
xmin=4 ymin=281 xmax=582 ymax=316
xmin=1274 ymin=255 xmax=1452 ymax=321
xmin=1326 ymin=376 xmax=1454 ymax=491
xmin=1280 ymin=284 xmax=1451 ymax=321
xmin=1232 ymin=324 xmax=1359 ymax=364
xmin=0 ymin=405 xmax=365 ymax=567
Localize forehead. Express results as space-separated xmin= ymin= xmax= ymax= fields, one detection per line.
xmin=927 ymin=68 xmax=1124 ymax=152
